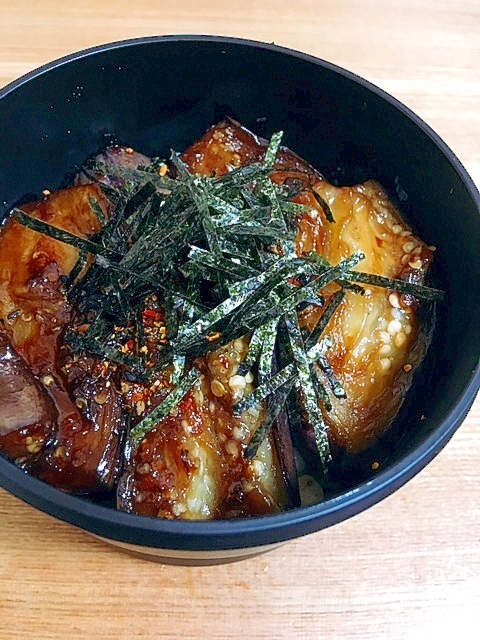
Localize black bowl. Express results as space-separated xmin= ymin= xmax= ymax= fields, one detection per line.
xmin=0 ymin=36 xmax=479 ymax=564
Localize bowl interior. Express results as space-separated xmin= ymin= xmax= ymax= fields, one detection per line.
xmin=0 ymin=37 xmax=479 ymax=550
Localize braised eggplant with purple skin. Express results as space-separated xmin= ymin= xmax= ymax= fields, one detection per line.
xmin=0 ymin=120 xmax=442 ymax=517
xmin=0 ymin=185 xmax=125 ymax=492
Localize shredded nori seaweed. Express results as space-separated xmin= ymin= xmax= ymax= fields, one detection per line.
xmin=11 ymin=131 xmax=443 ymax=462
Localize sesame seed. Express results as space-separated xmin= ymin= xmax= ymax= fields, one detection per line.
xmin=428 ymin=245 xmax=437 ymax=252
xmin=401 ymin=254 xmax=410 ymax=265
xmin=159 ymin=164 xmax=168 ymax=177
xmin=137 ymin=462 xmax=151 ymax=474
xmin=388 ymin=293 xmax=400 ymax=308
xmin=232 ymin=425 xmax=246 ymax=441
xmin=400 ymin=230 xmax=412 ymax=237
xmin=404 ymin=323 xmax=412 ymax=335
xmin=211 ymin=380 xmax=227 ymax=397
xmin=379 ymin=331 xmax=391 ymax=343
xmin=228 ymin=374 xmax=246 ymax=391
xmin=402 ymin=242 xmax=415 ymax=253
xmin=25 ymin=436 xmax=33 ymax=446
xmin=41 ymin=374 xmax=55 ymax=387
xmin=125 ymin=147 xmax=134 ymax=154
xmin=391 ymin=224 xmax=403 ymax=234
xmin=387 ymin=319 xmax=402 ymax=335
xmin=409 ymin=259 xmax=423 ymax=269
xmin=379 ymin=357 xmax=392 ymax=371
xmin=234 ymin=338 xmax=246 ymax=353
xmin=392 ymin=307 xmax=403 ymax=321
xmin=244 ymin=371 xmax=254 ymax=384
xmin=75 ymin=397 xmax=87 ymax=409
xmin=413 ymin=246 xmax=422 ymax=255
xmin=225 ymin=440 xmax=239 ymax=457
xmin=94 ymin=392 xmax=108 ymax=405
xmin=209 ymin=401 xmax=216 ymax=414
xmin=394 ymin=332 xmax=407 ymax=348
xmin=42 ymin=189 xmax=51 ymax=196
xmin=26 ymin=442 xmax=42 ymax=454
xmin=379 ymin=344 xmax=392 ymax=355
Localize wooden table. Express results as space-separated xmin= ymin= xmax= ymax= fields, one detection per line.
xmin=0 ymin=2 xmax=479 ymax=638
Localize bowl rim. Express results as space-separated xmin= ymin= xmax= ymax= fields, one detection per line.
xmin=0 ymin=34 xmax=479 ymax=551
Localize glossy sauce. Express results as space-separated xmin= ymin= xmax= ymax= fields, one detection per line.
xmin=0 ymin=121 xmax=435 ymax=514
xmin=0 ymin=185 xmax=125 ymax=492
xmin=181 ymin=120 xmax=435 ymax=453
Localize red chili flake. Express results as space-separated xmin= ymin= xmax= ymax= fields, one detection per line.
xmin=132 ymin=392 xmax=144 ymax=402
xmin=288 ymin=277 xmax=302 ymax=287
xmin=143 ymin=309 xmax=157 ymax=319
xmin=127 ymin=339 xmax=135 ymax=351
xmin=179 ymin=394 xmax=196 ymax=416
xmin=154 ymin=312 xmax=163 ymax=322
xmin=77 ymin=324 xmax=90 ymax=334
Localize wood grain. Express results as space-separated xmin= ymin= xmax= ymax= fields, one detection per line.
xmin=0 ymin=1 xmax=479 ymax=639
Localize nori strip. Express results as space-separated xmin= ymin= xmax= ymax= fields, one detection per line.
xmin=312 ymin=191 xmax=335 ymax=223
xmin=305 ymin=290 xmax=345 ymax=350
xmin=13 ymin=209 xmax=124 ymax=262
xmin=129 ymin=367 xmax=201 ymax=442
xmin=65 ymin=251 xmax=89 ymax=290
xmin=245 ymin=379 xmax=294 ymax=459
xmin=285 ymin=311 xmax=331 ymax=468
xmin=89 ymin=197 xmax=108 ymax=226
xmin=343 ymin=270 xmax=444 ymax=301
xmin=317 ymin=354 xmax=346 ymax=398
xmin=263 ymin=130 xmax=283 ymax=171
xmin=92 ymin=161 xmax=177 ymax=192
xmin=257 ymin=318 xmax=280 ymax=384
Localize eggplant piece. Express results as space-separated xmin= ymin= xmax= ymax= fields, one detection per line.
xmin=0 ymin=185 xmax=125 ymax=492
xmin=182 ymin=120 xmax=435 ymax=457
xmin=76 ymin=146 xmax=152 ymax=189
xmin=25 ymin=349 xmax=125 ymax=493
xmin=0 ymin=330 xmax=57 ymax=460
xmin=181 ymin=117 xmax=322 ymax=186
xmin=118 ymin=120 xmax=436 ymax=517
xmin=118 ymin=338 xmax=288 ymax=519
xmin=0 ymin=184 xmax=107 ymax=374
xmin=296 ymin=180 xmax=435 ymax=453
